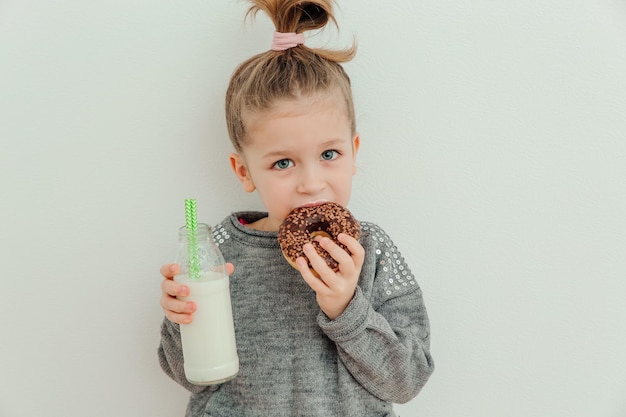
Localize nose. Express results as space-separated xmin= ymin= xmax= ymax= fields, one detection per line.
xmin=296 ymin=164 xmax=326 ymax=195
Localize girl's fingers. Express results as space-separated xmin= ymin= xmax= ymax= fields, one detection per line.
xmin=160 ymin=289 xmax=195 ymax=312
xmin=214 ymin=262 xmax=236 ymax=276
xmin=160 ymin=263 xmax=197 ymax=324
xmin=313 ymin=235 xmax=364 ymax=277
xmin=296 ymin=256 xmax=328 ymax=291
xmin=337 ymin=234 xmax=365 ymax=265
xmin=315 ymin=236 xmax=354 ymax=274
xmin=165 ymin=310 xmax=194 ymax=325
xmin=160 ymin=289 xmax=196 ymax=324
xmin=161 ymin=277 xmax=188 ymax=297
xmin=317 ymin=237 xmax=353 ymax=265
xmin=160 ymin=263 xmax=179 ymax=279
xmin=303 ymin=242 xmax=335 ymax=280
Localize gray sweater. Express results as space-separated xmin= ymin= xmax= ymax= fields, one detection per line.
xmin=159 ymin=212 xmax=434 ymax=417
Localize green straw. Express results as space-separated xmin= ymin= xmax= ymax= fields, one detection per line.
xmin=185 ymin=198 xmax=201 ymax=280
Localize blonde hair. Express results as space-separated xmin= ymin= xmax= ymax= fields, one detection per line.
xmin=225 ymin=0 xmax=357 ymax=152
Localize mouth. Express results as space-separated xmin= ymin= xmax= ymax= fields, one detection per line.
xmin=298 ymin=200 xmax=329 ymax=208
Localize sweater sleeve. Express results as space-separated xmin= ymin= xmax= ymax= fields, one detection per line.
xmin=317 ymin=224 xmax=434 ymax=403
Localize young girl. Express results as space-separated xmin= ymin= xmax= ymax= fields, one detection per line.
xmin=158 ymin=1 xmax=434 ymax=415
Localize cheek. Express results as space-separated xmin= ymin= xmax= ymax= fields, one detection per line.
xmin=338 ymin=173 xmax=355 ymax=202
xmin=257 ymin=177 xmax=290 ymax=200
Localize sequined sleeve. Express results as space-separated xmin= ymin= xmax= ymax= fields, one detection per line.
xmin=317 ymin=222 xmax=435 ymax=403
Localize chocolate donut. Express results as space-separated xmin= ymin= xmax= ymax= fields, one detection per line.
xmin=278 ymin=202 xmax=360 ymax=273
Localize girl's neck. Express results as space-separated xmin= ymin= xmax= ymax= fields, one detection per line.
xmin=244 ymin=216 xmax=279 ymax=233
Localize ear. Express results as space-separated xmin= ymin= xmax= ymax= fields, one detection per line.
xmin=229 ymin=153 xmax=256 ymax=193
xmin=351 ymin=134 xmax=360 ymax=175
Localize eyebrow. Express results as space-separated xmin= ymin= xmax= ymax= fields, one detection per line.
xmin=260 ymin=138 xmax=348 ymax=160
xmin=319 ymin=138 xmax=348 ymax=148
xmin=260 ymin=150 xmax=290 ymax=161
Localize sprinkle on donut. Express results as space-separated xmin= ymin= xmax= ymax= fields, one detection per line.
xmin=278 ymin=202 xmax=360 ymax=272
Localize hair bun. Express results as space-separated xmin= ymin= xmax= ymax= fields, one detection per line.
xmin=248 ymin=0 xmax=336 ymax=34
xmin=293 ymin=2 xmax=331 ymax=32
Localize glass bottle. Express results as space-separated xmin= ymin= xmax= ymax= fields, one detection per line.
xmin=174 ymin=223 xmax=239 ymax=385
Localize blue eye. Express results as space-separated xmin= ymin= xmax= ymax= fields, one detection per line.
xmin=273 ymin=159 xmax=294 ymax=169
xmin=321 ymin=150 xmax=339 ymax=161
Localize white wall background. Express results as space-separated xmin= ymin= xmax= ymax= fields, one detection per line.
xmin=1 ymin=0 xmax=625 ymax=416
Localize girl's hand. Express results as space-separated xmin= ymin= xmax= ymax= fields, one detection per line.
xmin=296 ymin=234 xmax=365 ymax=320
xmin=160 ymin=263 xmax=235 ymax=325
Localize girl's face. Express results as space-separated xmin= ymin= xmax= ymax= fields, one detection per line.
xmin=230 ymin=90 xmax=360 ymax=232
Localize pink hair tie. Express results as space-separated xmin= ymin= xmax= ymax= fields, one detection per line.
xmin=271 ymin=32 xmax=305 ymax=51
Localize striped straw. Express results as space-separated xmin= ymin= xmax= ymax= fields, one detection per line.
xmin=185 ymin=199 xmax=201 ymax=280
